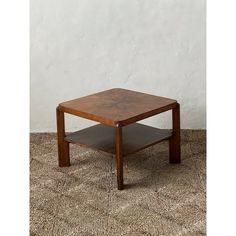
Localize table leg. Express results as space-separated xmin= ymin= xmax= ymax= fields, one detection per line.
xmin=56 ymin=107 xmax=70 ymax=167
xmin=116 ymin=125 xmax=123 ymax=190
xmin=169 ymin=103 xmax=181 ymax=164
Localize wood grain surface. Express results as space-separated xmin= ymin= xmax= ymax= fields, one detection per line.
xmin=59 ymin=88 xmax=177 ymax=127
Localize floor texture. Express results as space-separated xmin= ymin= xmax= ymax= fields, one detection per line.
xmin=30 ymin=130 xmax=206 ymax=236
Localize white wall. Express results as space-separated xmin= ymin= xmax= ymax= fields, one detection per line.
xmin=30 ymin=0 xmax=206 ymax=132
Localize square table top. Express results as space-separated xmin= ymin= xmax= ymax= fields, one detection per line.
xmin=58 ymin=88 xmax=177 ymax=127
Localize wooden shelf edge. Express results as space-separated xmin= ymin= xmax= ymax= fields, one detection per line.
xmin=65 ymin=123 xmax=172 ymax=156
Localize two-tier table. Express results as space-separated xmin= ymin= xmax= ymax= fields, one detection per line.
xmin=56 ymin=88 xmax=181 ymax=190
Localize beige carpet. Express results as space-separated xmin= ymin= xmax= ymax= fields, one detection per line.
xmin=30 ymin=130 xmax=206 ymax=236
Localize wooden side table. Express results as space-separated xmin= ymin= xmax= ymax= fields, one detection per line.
xmin=56 ymin=88 xmax=180 ymax=190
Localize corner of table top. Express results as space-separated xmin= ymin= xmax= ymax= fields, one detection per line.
xmin=57 ymin=103 xmax=67 ymax=112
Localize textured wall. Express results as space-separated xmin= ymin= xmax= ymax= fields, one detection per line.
xmin=30 ymin=0 xmax=206 ymax=132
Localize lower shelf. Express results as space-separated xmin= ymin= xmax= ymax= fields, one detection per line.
xmin=65 ymin=123 xmax=172 ymax=156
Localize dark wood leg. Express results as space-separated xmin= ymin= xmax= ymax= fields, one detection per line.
xmin=169 ymin=103 xmax=181 ymax=164
xmin=56 ymin=107 xmax=70 ymax=167
xmin=116 ymin=125 xmax=123 ymax=190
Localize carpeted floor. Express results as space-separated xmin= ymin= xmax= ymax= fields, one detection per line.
xmin=30 ymin=130 xmax=206 ymax=236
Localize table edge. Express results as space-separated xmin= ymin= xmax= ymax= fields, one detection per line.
xmin=58 ymin=102 xmax=177 ymax=127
